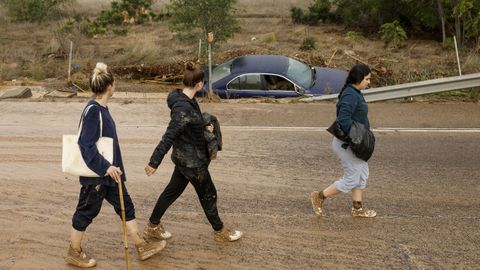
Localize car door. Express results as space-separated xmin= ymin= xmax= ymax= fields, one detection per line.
xmin=226 ymin=74 xmax=267 ymax=98
xmin=262 ymin=74 xmax=302 ymax=98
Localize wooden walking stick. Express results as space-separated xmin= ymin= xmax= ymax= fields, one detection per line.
xmin=117 ymin=181 xmax=132 ymax=270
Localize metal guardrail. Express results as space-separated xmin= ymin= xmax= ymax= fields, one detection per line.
xmin=300 ymin=72 xmax=480 ymax=102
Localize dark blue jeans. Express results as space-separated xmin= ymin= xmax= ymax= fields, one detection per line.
xmin=72 ymin=182 xmax=136 ymax=231
xmin=149 ymin=166 xmax=224 ymax=231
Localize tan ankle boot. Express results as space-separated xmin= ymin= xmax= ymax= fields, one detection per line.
xmin=214 ymin=227 xmax=243 ymax=242
xmin=351 ymin=207 xmax=377 ymax=218
xmin=143 ymin=222 xmax=172 ymax=240
xmin=65 ymin=245 xmax=96 ymax=268
xmin=135 ymin=239 xmax=167 ymax=261
xmin=311 ymin=191 xmax=325 ymax=216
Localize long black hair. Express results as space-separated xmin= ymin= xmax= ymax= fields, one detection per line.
xmin=339 ymin=63 xmax=371 ymax=97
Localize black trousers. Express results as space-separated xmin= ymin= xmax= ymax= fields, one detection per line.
xmin=72 ymin=182 xmax=136 ymax=231
xmin=149 ymin=166 xmax=224 ymax=231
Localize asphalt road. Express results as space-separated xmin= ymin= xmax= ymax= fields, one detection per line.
xmin=0 ymin=100 xmax=479 ymax=269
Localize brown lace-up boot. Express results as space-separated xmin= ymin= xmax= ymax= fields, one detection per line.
xmin=65 ymin=245 xmax=96 ymax=268
xmin=311 ymin=191 xmax=325 ymax=216
xmin=351 ymin=207 xmax=377 ymax=218
xmin=143 ymin=222 xmax=172 ymax=241
xmin=135 ymin=238 xmax=167 ymax=261
xmin=214 ymin=227 xmax=243 ymax=242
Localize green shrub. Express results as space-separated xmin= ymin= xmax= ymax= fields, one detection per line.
xmin=346 ymin=31 xmax=363 ymax=42
xmin=54 ymin=19 xmax=85 ymax=55
xmin=380 ymin=20 xmax=407 ymax=48
xmin=290 ymin=0 xmax=334 ymax=25
xmin=307 ymin=0 xmax=332 ymax=23
xmin=0 ymin=0 xmax=71 ymax=22
xmin=168 ymin=0 xmax=239 ymax=44
xmin=300 ymin=37 xmax=316 ymax=51
xmin=112 ymin=27 xmax=128 ymax=36
xmin=78 ymin=20 xmax=104 ymax=37
xmin=442 ymin=37 xmax=455 ymax=49
xmin=290 ymin=6 xmax=304 ymax=23
xmin=29 ymin=64 xmax=47 ymax=80
xmin=469 ymin=88 xmax=479 ymax=102
xmin=96 ymin=9 xmax=123 ymax=26
xmin=96 ymin=0 xmax=157 ymax=26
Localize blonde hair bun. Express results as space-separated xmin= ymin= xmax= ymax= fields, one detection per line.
xmin=94 ymin=62 xmax=108 ymax=76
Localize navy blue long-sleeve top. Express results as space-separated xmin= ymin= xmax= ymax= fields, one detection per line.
xmin=336 ymin=85 xmax=370 ymax=134
xmin=78 ymin=100 xmax=125 ymax=186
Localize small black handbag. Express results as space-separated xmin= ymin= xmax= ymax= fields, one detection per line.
xmin=326 ymin=120 xmax=348 ymax=142
xmin=327 ymin=120 xmax=375 ymax=162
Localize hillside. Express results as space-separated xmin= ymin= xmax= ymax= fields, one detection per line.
xmin=0 ymin=0 xmax=479 ymax=98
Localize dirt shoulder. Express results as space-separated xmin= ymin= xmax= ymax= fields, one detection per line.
xmin=0 ymin=99 xmax=479 ymax=269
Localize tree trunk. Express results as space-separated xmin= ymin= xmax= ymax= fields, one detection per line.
xmin=436 ymin=0 xmax=446 ymax=44
xmin=455 ymin=17 xmax=462 ymax=47
xmin=453 ymin=0 xmax=464 ymax=47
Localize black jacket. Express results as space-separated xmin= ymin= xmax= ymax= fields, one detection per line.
xmin=203 ymin=112 xmax=222 ymax=160
xmin=149 ymin=89 xmax=209 ymax=169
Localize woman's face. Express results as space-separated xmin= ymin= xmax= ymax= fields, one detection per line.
xmin=107 ymin=82 xmax=115 ymax=97
xmin=194 ymin=80 xmax=204 ymax=92
xmin=355 ymin=73 xmax=371 ymax=90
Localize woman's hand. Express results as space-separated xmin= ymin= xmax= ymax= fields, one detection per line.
xmin=107 ymin=166 xmax=123 ymax=183
xmin=145 ymin=165 xmax=157 ymax=176
xmin=206 ymin=124 xmax=214 ymax=133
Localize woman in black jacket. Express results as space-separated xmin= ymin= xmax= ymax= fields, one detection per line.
xmin=144 ymin=62 xmax=243 ymax=242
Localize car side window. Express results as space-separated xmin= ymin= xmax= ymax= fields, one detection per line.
xmin=263 ymin=75 xmax=295 ymax=91
xmin=228 ymin=74 xmax=263 ymax=90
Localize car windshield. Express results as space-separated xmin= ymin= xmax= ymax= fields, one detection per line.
xmin=285 ymin=58 xmax=313 ymax=89
xmin=211 ymin=59 xmax=234 ymax=83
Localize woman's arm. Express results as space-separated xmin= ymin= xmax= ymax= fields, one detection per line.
xmin=336 ymin=91 xmax=358 ymax=134
xmin=78 ymin=105 xmax=111 ymax=176
xmin=148 ymin=105 xmax=189 ymax=169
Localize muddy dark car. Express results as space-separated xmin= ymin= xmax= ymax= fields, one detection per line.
xmin=199 ymin=55 xmax=347 ymax=98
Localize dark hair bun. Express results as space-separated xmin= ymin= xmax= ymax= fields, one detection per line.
xmin=185 ymin=61 xmax=196 ymax=71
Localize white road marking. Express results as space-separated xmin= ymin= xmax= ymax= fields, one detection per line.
xmin=121 ymin=125 xmax=480 ymax=133
xmin=0 ymin=123 xmax=478 ymax=133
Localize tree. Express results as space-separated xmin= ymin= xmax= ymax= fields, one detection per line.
xmin=0 ymin=0 xmax=72 ymax=22
xmin=168 ymin=0 xmax=239 ymax=44
xmin=380 ymin=20 xmax=408 ymax=48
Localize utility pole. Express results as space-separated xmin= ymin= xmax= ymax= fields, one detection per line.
xmin=207 ymin=32 xmax=214 ymax=97
xmin=453 ymin=35 xmax=462 ymax=76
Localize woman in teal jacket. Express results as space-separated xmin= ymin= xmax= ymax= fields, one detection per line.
xmin=311 ymin=64 xmax=377 ymax=218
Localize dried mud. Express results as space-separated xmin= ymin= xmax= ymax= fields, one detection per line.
xmin=0 ymin=99 xmax=479 ymax=269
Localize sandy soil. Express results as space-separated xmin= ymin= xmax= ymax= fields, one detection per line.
xmin=0 ymin=96 xmax=479 ymax=270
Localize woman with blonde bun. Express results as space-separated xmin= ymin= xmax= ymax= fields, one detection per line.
xmin=66 ymin=63 xmax=166 ymax=268
xmin=144 ymin=62 xmax=243 ymax=242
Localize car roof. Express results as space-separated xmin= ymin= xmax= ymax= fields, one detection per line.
xmin=231 ymin=55 xmax=290 ymax=75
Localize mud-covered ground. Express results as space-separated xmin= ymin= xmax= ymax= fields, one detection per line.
xmin=0 ymin=96 xmax=479 ymax=269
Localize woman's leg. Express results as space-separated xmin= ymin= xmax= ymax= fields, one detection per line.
xmin=186 ymin=167 xmax=223 ymax=231
xmin=104 ymin=182 xmax=167 ymax=260
xmin=350 ymin=164 xmax=375 ymax=217
xmin=104 ymin=182 xmax=144 ymax=244
xmin=312 ymin=138 xmax=361 ymax=216
xmin=186 ymin=167 xmax=243 ymax=241
xmin=67 ymin=185 xmax=104 ymax=267
xmin=322 ymin=183 xmax=341 ymax=197
xmin=70 ymin=228 xmax=84 ymax=250
xmin=149 ymin=166 xmax=189 ymax=225
xmin=66 ymin=227 xmax=96 ymax=268
xmin=125 ymin=220 xmax=145 ymax=245
xmin=352 ymin=188 xmax=362 ymax=202
xmin=72 ymin=185 xmax=106 ymax=233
